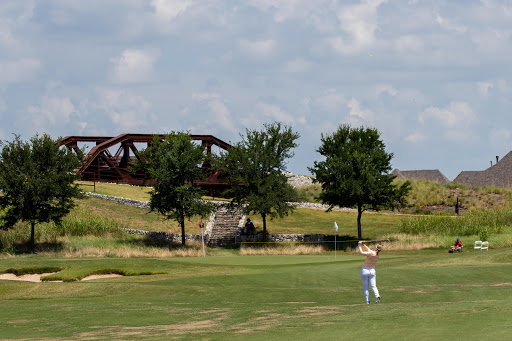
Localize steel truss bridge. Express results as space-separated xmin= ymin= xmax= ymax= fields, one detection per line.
xmin=60 ymin=133 xmax=231 ymax=193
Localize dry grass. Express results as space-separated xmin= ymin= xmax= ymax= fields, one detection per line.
xmin=343 ymin=234 xmax=446 ymax=253
xmin=384 ymin=233 xmax=446 ymax=250
xmin=32 ymin=237 xmax=207 ymax=258
xmin=51 ymin=246 xmax=203 ymax=258
xmin=240 ymin=244 xmax=326 ymax=255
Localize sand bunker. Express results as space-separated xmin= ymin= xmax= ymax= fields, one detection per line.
xmin=81 ymin=274 xmax=123 ymax=281
xmin=0 ymin=272 xmax=61 ymax=282
xmin=0 ymin=273 xmax=123 ymax=282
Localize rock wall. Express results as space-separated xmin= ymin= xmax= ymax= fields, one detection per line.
xmin=86 ymin=192 xmax=150 ymax=208
xmin=240 ymin=234 xmax=325 ymax=243
xmin=86 ymin=192 xmax=355 ymax=212
xmin=124 ymin=228 xmax=207 ymax=243
xmin=284 ymin=172 xmax=314 ymax=187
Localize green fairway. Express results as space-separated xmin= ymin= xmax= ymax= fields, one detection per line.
xmin=1 ymin=249 xmax=511 ymax=340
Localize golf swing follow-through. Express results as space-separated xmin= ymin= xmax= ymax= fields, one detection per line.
xmin=358 ymin=240 xmax=382 ymax=305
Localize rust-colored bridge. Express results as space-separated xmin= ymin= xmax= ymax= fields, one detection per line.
xmin=60 ymin=133 xmax=231 ymax=192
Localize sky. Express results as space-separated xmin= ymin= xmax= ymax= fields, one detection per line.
xmin=1 ymin=0 xmax=512 ymax=180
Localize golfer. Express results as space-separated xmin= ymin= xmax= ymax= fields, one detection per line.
xmin=358 ymin=241 xmax=382 ymax=304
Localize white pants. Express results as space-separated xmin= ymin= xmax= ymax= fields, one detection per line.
xmin=360 ymin=266 xmax=380 ymax=303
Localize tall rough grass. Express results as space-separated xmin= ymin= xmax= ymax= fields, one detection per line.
xmin=240 ymin=244 xmax=326 ymax=255
xmin=401 ymin=180 xmax=454 ymax=207
xmin=398 ymin=209 xmax=511 ymax=240
xmin=0 ymin=206 xmax=124 ymax=252
xmin=54 ymin=206 xmax=124 ymax=236
xmin=295 ymin=184 xmax=322 ymax=203
xmin=58 ymin=237 xmax=205 ymax=258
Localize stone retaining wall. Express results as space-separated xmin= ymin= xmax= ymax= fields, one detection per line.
xmin=124 ymin=228 xmax=208 ymax=243
xmin=289 ymin=202 xmax=356 ymax=212
xmin=240 ymin=234 xmax=325 ymax=243
xmin=86 ymin=192 xmax=355 ymax=212
xmin=86 ymin=192 xmax=150 ymax=209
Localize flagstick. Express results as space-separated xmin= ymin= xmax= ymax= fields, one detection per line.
xmin=333 ymin=220 xmax=338 ymax=260
xmin=201 ymin=227 xmax=205 ymax=257
xmin=200 ymin=222 xmax=206 ymax=257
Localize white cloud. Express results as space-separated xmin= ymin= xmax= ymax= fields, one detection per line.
xmin=477 ymin=82 xmax=494 ymax=97
xmin=110 ymin=48 xmax=161 ymax=83
xmin=405 ymin=132 xmax=426 ymax=143
xmin=495 ymin=79 xmax=511 ymax=93
xmin=316 ymin=90 xmax=346 ymax=113
xmin=0 ymin=1 xmax=35 ymax=53
xmin=27 ymin=95 xmax=77 ymax=133
xmin=329 ymin=0 xmax=387 ymax=55
xmin=0 ymin=59 xmax=40 ymax=83
xmin=257 ymin=102 xmax=296 ymax=124
xmin=95 ymin=88 xmax=155 ymax=132
xmin=151 ymin=0 xmax=191 ymax=20
xmin=374 ymin=84 xmax=398 ymax=97
xmin=419 ymin=102 xmax=475 ymax=128
xmin=435 ymin=13 xmax=467 ymax=33
xmin=347 ymin=98 xmax=374 ymax=125
xmin=418 ymin=101 xmax=476 ymax=141
xmin=238 ymin=39 xmax=277 ymax=59
xmin=150 ymin=0 xmax=193 ymax=33
xmin=190 ymin=92 xmax=236 ymax=133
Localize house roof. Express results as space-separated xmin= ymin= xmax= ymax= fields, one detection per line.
xmin=391 ymin=169 xmax=450 ymax=184
xmin=453 ymin=151 xmax=512 ymax=187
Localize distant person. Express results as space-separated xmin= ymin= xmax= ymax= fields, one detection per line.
xmin=453 ymin=238 xmax=463 ymax=252
xmin=358 ymin=241 xmax=382 ymax=304
xmin=245 ymin=218 xmax=255 ymax=235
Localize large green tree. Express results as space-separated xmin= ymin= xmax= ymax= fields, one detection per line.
xmin=135 ymin=132 xmax=213 ymax=246
xmin=309 ymin=125 xmax=410 ymax=240
xmin=217 ymin=122 xmax=300 ymax=236
xmin=0 ymin=134 xmax=83 ymax=251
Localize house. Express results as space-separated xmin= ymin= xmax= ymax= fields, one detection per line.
xmin=391 ymin=169 xmax=450 ymax=184
xmin=453 ymin=151 xmax=512 ymax=187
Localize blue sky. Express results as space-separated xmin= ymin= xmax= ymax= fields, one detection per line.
xmin=1 ymin=0 xmax=512 ymax=180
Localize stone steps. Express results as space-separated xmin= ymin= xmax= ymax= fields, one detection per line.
xmin=208 ymin=207 xmax=243 ymax=247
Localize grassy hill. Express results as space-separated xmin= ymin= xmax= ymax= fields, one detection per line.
xmin=2 ymin=180 xmax=512 ymax=255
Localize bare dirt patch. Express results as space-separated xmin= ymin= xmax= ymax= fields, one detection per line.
xmin=75 ymin=320 xmax=218 ymax=339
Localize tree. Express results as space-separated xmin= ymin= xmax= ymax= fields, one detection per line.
xmin=135 ymin=132 xmax=213 ymax=246
xmin=309 ymin=125 xmax=410 ymax=240
xmin=0 ymin=134 xmax=83 ymax=251
xmin=217 ymin=122 xmax=300 ymax=236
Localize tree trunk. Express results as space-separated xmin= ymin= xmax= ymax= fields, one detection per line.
xmin=30 ymin=221 xmax=35 ymax=253
xmin=262 ymin=213 xmax=267 ymax=242
xmin=357 ymin=204 xmax=363 ymax=240
xmin=180 ymin=213 xmax=186 ymax=246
